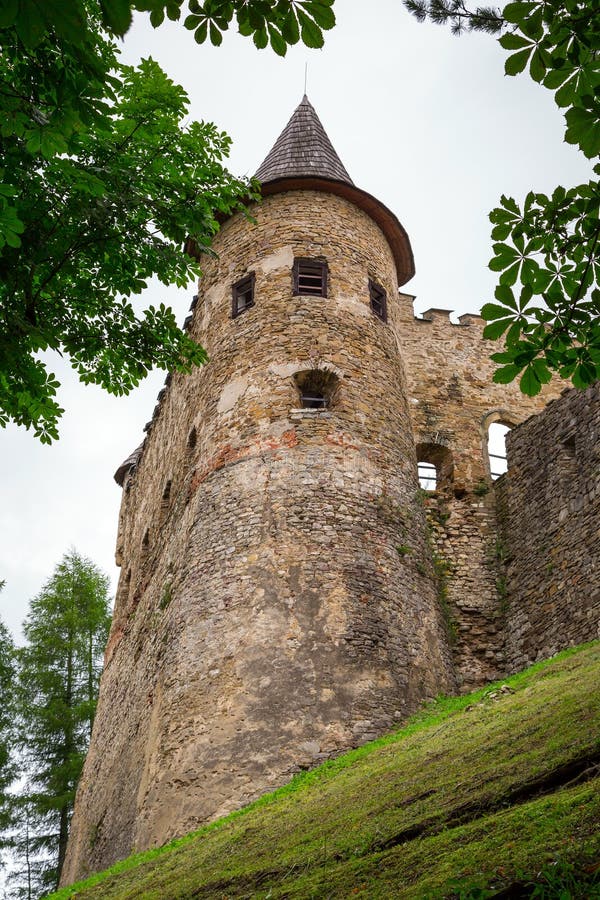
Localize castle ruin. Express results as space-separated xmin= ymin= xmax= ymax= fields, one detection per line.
xmin=61 ymin=97 xmax=599 ymax=884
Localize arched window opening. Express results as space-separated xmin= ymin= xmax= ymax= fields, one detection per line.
xmin=187 ymin=427 xmax=197 ymax=450
xmin=162 ymin=480 xmax=172 ymax=503
xmin=488 ymin=422 xmax=511 ymax=479
xmin=294 ymin=369 xmax=339 ymax=410
xmin=416 ymin=443 xmax=454 ymax=493
xmin=142 ymin=529 xmax=150 ymax=549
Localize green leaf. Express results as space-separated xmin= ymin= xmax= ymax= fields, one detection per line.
xmin=253 ymin=26 xmax=268 ymax=48
xmin=503 ymin=2 xmax=536 ymax=24
xmin=505 ymin=48 xmax=531 ymax=76
xmin=281 ymin=9 xmax=300 ymax=43
xmin=209 ymin=21 xmax=223 ymax=45
xmin=555 ymin=76 xmax=577 ymax=108
xmin=194 ymin=20 xmax=208 ymax=42
xmin=529 ymin=47 xmax=546 ymax=84
xmin=572 ymin=361 xmax=597 ymax=389
xmin=297 ymin=8 xmax=324 ymax=48
xmin=481 ymin=302 xmax=513 ymax=321
xmin=492 ymin=364 xmax=522 ymax=384
xmin=483 ymin=317 xmax=514 ymax=340
xmin=532 ymin=358 xmax=552 ymax=384
xmin=303 ymin=1 xmax=335 ymax=30
xmin=150 ymin=7 xmax=165 ymax=26
xmin=565 ymin=106 xmax=600 ymax=159
xmin=519 ymin=364 xmax=542 ymax=396
xmin=499 ymin=32 xmax=530 ymax=51
xmin=267 ymin=24 xmax=287 ymax=56
xmin=0 ymin=0 xmax=18 ymax=27
xmin=494 ymin=283 xmax=518 ymax=310
xmin=14 ymin=0 xmax=48 ymax=47
xmin=100 ymin=0 xmax=132 ymax=35
xmin=499 ymin=261 xmax=522 ymax=287
xmin=491 ymin=223 xmax=511 ymax=241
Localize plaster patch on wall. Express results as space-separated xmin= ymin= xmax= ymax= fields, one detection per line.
xmin=334 ymin=293 xmax=369 ymax=318
xmin=217 ymin=376 xmax=251 ymax=415
xmin=257 ymin=245 xmax=294 ymax=274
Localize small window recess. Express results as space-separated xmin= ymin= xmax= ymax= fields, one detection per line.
xmin=488 ymin=423 xmax=511 ymax=480
xmin=369 ymin=280 xmax=387 ymax=322
xmin=187 ymin=427 xmax=197 ymax=451
xmin=418 ymin=462 xmax=437 ymax=491
xmin=294 ymin=369 xmax=339 ymax=411
xmin=293 ymin=258 xmax=328 ymax=297
xmin=232 ymin=272 xmax=255 ymax=318
xmin=416 ymin=443 xmax=454 ymax=494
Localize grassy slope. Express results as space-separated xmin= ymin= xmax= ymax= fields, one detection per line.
xmin=53 ymin=643 xmax=600 ymax=899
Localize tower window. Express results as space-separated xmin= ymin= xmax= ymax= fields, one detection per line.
xmin=232 ymin=273 xmax=255 ymax=318
xmin=294 ymin=369 xmax=339 ymax=410
xmin=369 ymin=280 xmax=387 ymax=321
xmin=293 ymin=258 xmax=328 ymax=297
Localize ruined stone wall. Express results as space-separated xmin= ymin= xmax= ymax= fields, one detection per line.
xmin=62 ymin=191 xmax=457 ymax=884
xmin=500 ymin=383 xmax=600 ymax=670
xmin=396 ymin=308 xmax=561 ymax=689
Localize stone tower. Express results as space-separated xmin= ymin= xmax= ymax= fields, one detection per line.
xmin=62 ymin=96 xmax=459 ymax=881
xmin=63 ymin=97 xmax=568 ymax=885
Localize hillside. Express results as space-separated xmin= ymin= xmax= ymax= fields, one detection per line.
xmin=52 ymin=643 xmax=600 ymax=899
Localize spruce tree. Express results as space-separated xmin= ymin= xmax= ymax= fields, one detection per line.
xmin=17 ymin=551 xmax=111 ymax=892
xmin=0 ymin=594 xmax=18 ymax=844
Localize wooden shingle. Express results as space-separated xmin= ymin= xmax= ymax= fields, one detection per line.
xmin=255 ymin=95 xmax=353 ymax=185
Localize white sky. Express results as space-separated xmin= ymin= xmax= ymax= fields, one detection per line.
xmin=0 ymin=0 xmax=594 ymax=641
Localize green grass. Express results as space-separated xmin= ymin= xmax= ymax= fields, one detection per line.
xmin=52 ymin=642 xmax=600 ymax=899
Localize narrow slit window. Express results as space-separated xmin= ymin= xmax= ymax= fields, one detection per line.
xmin=293 ymin=258 xmax=328 ymax=297
xmin=369 ymin=280 xmax=387 ymax=321
xmin=232 ymin=273 xmax=255 ymax=318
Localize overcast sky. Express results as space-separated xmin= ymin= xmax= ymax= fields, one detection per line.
xmin=0 ymin=0 xmax=594 ymax=641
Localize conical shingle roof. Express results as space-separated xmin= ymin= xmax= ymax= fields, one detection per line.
xmin=255 ymin=95 xmax=353 ymax=185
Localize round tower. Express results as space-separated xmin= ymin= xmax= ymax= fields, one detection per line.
xmin=62 ymin=97 xmax=456 ymax=883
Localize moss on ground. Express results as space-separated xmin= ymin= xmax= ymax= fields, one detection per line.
xmin=51 ymin=642 xmax=600 ymax=899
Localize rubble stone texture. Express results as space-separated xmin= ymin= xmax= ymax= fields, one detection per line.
xmin=61 ymin=98 xmax=598 ymax=885
xmin=499 ymin=382 xmax=600 ymax=669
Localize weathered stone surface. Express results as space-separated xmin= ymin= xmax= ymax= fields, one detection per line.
xmin=498 ymin=382 xmax=600 ymax=670
xmin=397 ymin=307 xmax=559 ymax=689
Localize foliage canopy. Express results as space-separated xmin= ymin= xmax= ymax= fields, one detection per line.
xmin=405 ymin=0 xmax=600 ymax=395
xmin=0 ymin=0 xmax=336 ymax=442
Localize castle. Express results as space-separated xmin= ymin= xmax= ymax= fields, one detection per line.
xmin=61 ymin=97 xmax=600 ymax=883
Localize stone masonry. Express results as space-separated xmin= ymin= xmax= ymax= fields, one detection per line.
xmin=61 ymin=97 xmax=597 ymax=884
xmin=499 ymin=382 xmax=600 ymax=669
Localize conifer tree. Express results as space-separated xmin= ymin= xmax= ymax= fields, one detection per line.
xmin=0 ymin=593 xmax=18 ymax=845
xmin=16 ymin=552 xmax=112 ymax=892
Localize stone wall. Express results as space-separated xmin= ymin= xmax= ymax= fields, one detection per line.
xmin=396 ymin=307 xmax=559 ymax=688
xmin=500 ymin=383 xmax=600 ymax=670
